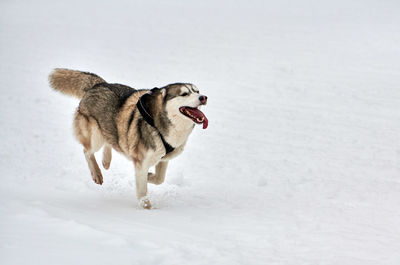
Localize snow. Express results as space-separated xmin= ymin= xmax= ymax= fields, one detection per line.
xmin=1 ymin=0 xmax=400 ymax=264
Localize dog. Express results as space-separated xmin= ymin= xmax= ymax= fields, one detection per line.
xmin=49 ymin=69 xmax=208 ymax=209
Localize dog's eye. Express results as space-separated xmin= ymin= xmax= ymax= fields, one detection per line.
xmin=181 ymin=92 xmax=189 ymax=96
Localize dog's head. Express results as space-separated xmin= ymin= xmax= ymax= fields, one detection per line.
xmin=140 ymin=83 xmax=208 ymax=130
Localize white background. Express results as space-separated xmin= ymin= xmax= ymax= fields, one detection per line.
xmin=1 ymin=0 xmax=399 ymax=264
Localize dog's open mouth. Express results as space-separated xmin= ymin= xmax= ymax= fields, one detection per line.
xmin=179 ymin=107 xmax=208 ymax=129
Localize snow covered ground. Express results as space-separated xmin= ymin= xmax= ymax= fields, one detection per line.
xmin=1 ymin=0 xmax=400 ymax=264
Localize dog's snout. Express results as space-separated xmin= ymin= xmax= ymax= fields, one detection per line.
xmin=199 ymin=95 xmax=207 ymax=104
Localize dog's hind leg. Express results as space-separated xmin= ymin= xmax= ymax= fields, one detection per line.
xmin=102 ymin=144 xmax=112 ymax=170
xmin=84 ymin=150 xmax=103 ymax=185
xmin=148 ymin=161 xmax=168 ymax=185
xmin=74 ymin=111 xmax=105 ymax=185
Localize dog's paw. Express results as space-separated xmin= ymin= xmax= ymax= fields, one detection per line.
xmin=91 ymin=171 xmax=103 ymax=185
xmin=147 ymin=172 xmax=157 ymax=184
xmin=147 ymin=173 xmax=164 ymax=185
xmin=102 ymin=160 xmax=110 ymax=170
xmin=139 ymin=197 xmax=152 ymax=209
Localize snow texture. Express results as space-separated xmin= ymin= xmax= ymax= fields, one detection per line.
xmin=1 ymin=0 xmax=400 ymax=264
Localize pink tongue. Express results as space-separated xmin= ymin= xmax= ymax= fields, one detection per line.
xmin=188 ymin=108 xmax=208 ymax=129
xmin=202 ymin=116 xmax=208 ymax=129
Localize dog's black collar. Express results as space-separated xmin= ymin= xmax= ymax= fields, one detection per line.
xmin=137 ymin=94 xmax=175 ymax=155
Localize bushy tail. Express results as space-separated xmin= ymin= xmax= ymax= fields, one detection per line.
xmin=49 ymin=68 xmax=106 ymax=99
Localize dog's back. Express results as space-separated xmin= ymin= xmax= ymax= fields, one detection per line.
xmin=50 ymin=68 xmax=142 ymax=152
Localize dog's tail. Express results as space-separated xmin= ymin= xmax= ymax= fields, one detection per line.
xmin=49 ymin=68 xmax=106 ymax=99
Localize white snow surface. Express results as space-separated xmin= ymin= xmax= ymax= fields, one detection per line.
xmin=1 ymin=0 xmax=400 ymax=264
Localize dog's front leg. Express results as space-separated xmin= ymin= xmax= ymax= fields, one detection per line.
xmin=148 ymin=161 xmax=169 ymax=185
xmin=135 ymin=164 xmax=151 ymax=209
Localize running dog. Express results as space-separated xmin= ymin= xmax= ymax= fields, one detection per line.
xmin=49 ymin=69 xmax=208 ymax=209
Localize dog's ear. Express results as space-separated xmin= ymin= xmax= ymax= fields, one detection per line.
xmin=140 ymin=88 xmax=163 ymax=118
xmin=150 ymin=87 xmax=166 ymax=97
xmin=150 ymin=87 xmax=159 ymax=93
xmin=160 ymin=88 xmax=166 ymax=97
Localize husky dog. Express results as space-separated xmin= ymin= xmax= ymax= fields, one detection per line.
xmin=49 ymin=69 xmax=208 ymax=209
